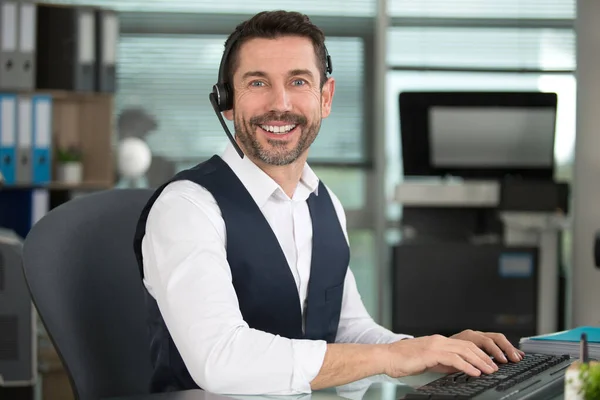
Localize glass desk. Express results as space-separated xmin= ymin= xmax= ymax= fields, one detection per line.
xmin=107 ymin=373 xmax=563 ymax=400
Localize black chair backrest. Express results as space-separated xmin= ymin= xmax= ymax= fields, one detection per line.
xmin=21 ymin=189 xmax=154 ymax=400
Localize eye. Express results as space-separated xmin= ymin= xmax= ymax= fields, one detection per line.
xmin=250 ymin=80 xmax=265 ymax=87
xmin=292 ymin=79 xmax=307 ymax=86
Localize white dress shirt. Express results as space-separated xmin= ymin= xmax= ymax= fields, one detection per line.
xmin=141 ymin=144 xmax=412 ymax=395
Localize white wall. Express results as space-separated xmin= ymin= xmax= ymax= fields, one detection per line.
xmin=571 ymin=0 xmax=600 ymax=327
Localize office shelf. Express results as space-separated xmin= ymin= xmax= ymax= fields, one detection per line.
xmin=51 ymin=92 xmax=115 ymax=188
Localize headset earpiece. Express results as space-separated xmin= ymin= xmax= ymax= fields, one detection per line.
xmin=209 ymin=31 xmax=244 ymax=157
xmin=212 ymin=82 xmax=232 ymax=112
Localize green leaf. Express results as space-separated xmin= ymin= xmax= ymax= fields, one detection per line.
xmin=578 ymin=362 xmax=600 ymax=400
xmin=56 ymin=146 xmax=83 ymax=163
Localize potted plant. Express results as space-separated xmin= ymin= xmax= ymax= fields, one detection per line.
xmin=566 ymin=361 xmax=600 ymax=399
xmin=55 ymin=146 xmax=83 ymax=184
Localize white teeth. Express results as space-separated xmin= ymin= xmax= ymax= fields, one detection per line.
xmin=260 ymin=124 xmax=296 ymax=134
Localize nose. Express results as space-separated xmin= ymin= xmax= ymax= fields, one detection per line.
xmin=268 ymin=83 xmax=292 ymax=112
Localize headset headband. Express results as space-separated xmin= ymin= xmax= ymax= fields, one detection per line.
xmin=217 ymin=30 xmax=242 ymax=95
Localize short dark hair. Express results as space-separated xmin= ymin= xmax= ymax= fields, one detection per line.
xmin=223 ymin=10 xmax=329 ymax=88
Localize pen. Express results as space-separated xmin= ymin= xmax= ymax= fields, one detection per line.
xmin=580 ymin=332 xmax=589 ymax=364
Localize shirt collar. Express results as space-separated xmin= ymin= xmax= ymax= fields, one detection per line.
xmin=221 ymin=143 xmax=320 ymax=208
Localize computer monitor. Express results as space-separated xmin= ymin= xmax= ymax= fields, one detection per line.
xmin=399 ymin=91 xmax=558 ymax=180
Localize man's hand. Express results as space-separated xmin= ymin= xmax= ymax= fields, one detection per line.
xmin=384 ymin=334 xmax=500 ymax=378
xmin=450 ymin=329 xmax=525 ymax=364
xmin=311 ymin=330 xmax=527 ymax=391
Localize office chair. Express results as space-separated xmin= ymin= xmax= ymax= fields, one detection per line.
xmin=21 ymin=189 xmax=155 ymax=400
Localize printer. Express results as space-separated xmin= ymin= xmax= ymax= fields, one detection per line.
xmin=391 ymin=91 xmax=569 ymax=345
xmin=0 ymin=228 xmax=37 ymax=398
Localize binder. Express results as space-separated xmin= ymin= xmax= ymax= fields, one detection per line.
xmin=36 ymin=4 xmax=96 ymax=91
xmin=16 ymin=96 xmax=32 ymax=185
xmin=15 ymin=2 xmax=36 ymax=90
xmin=31 ymin=94 xmax=52 ymax=184
xmin=0 ymin=1 xmax=18 ymax=89
xmin=0 ymin=93 xmax=16 ymax=185
xmin=95 ymin=8 xmax=118 ymax=92
xmin=519 ymin=326 xmax=600 ymax=359
xmin=529 ymin=326 xmax=600 ymax=343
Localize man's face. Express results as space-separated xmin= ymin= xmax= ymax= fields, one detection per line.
xmin=223 ymin=36 xmax=335 ymax=166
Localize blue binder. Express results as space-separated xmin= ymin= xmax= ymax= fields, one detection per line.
xmin=0 ymin=93 xmax=17 ymax=185
xmin=530 ymin=326 xmax=600 ymax=343
xmin=31 ymin=94 xmax=52 ymax=184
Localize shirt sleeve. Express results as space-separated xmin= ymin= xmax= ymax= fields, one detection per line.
xmin=336 ymin=268 xmax=413 ymax=344
xmin=141 ymin=180 xmax=327 ymax=395
xmin=324 ymin=186 xmax=414 ymax=345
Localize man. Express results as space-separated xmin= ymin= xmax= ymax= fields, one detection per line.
xmin=132 ymin=10 xmax=525 ymax=396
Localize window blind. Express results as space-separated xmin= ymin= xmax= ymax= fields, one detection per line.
xmin=388 ymin=0 xmax=575 ymax=19
xmin=387 ymin=27 xmax=574 ymax=70
xmin=39 ymin=0 xmax=374 ymax=16
xmin=116 ymin=34 xmax=365 ymax=163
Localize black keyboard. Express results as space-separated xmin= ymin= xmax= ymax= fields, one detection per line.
xmin=399 ymin=353 xmax=573 ymax=399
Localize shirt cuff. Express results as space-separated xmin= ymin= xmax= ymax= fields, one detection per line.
xmin=379 ymin=332 xmax=414 ymax=344
xmin=290 ymin=339 xmax=328 ymax=393
xmin=393 ymin=333 xmax=414 ymax=341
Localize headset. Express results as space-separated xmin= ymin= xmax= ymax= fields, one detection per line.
xmin=208 ymin=30 xmax=333 ymax=158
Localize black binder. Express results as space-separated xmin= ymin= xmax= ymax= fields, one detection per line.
xmin=35 ymin=4 xmax=96 ymax=91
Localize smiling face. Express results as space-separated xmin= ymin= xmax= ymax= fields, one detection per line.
xmin=223 ymin=35 xmax=335 ymax=166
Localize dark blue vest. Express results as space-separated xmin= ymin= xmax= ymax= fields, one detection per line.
xmin=132 ymin=155 xmax=350 ymax=392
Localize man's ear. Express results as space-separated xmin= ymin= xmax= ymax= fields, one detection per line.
xmin=321 ymin=77 xmax=335 ymax=118
xmin=223 ymin=109 xmax=233 ymax=121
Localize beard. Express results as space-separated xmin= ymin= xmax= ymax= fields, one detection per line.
xmin=234 ymin=110 xmax=321 ymax=166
